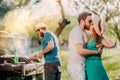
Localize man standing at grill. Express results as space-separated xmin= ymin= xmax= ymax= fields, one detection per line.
xmin=30 ymin=22 xmax=61 ymax=80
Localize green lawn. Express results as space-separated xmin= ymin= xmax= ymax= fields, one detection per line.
xmin=102 ymin=48 xmax=120 ymax=80
xmin=60 ymin=48 xmax=120 ymax=80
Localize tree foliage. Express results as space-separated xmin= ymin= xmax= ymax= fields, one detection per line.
xmin=69 ymin=0 xmax=120 ymax=22
xmin=0 ymin=0 xmax=40 ymax=18
xmin=107 ymin=23 xmax=120 ymax=42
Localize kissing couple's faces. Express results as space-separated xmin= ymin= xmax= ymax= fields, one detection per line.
xmin=84 ymin=16 xmax=93 ymax=30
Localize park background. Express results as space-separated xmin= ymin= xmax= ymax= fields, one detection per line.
xmin=0 ymin=0 xmax=120 ymax=80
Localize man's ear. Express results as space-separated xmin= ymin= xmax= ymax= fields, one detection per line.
xmin=80 ymin=19 xmax=84 ymax=25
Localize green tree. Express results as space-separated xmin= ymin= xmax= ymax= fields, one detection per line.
xmin=107 ymin=23 xmax=120 ymax=48
xmin=0 ymin=0 xmax=41 ymax=18
xmin=0 ymin=0 xmax=41 ymax=33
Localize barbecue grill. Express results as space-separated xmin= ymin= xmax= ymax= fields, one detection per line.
xmin=0 ymin=30 xmax=44 ymax=80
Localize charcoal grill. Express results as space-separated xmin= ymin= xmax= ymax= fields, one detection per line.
xmin=0 ymin=31 xmax=44 ymax=80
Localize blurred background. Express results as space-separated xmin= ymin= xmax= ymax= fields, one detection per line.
xmin=0 ymin=0 xmax=120 ymax=80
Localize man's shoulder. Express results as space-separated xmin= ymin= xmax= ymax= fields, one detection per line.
xmin=44 ymin=31 xmax=52 ymax=37
xmin=70 ymin=26 xmax=82 ymax=35
xmin=46 ymin=31 xmax=56 ymax=36
xmin=45 ymin=31 xmax=50 ymax=34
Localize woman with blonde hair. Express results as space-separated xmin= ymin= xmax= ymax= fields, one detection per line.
xmin=85 ymin=15 xmax=115 ymax=80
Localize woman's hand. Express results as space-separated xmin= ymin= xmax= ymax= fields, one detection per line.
xmin=101 ymin=34 xmax=115 ymax=48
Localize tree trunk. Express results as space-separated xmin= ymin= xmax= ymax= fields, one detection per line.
xmin=55 ymin=0 xmax=70 ymax=37
xmin=55 ymin=19 xmax=70 ymax=37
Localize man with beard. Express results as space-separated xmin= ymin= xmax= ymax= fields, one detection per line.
xmin=30 ymin=23 xmax=61 ymax=80
xmin=67 ymin=11 xmax=102 ymax=80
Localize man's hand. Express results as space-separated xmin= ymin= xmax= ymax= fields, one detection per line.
xmin=97 ymin=47 xmax=103 ymax=54
xmin=38 ymin=52 xmax=44 ymax=58
xmin=30 ymin=56 xmax=38 ymax=61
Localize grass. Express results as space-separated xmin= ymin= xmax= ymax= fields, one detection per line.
xmin=60 ymin=50 xmax=72 ymax=80
xmin=60 ymin=48 xmax=120 ymax=80
xmin=102 ymin=48 xmax=120 ymax=80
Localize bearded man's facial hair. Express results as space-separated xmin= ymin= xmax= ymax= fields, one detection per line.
xmin=84 ymin=24 xmax=88 ymax=30
xmin=84 ymin=24 xmax=90 ymax=30
xmin=40 ymin=33 xmax=44 ymax=38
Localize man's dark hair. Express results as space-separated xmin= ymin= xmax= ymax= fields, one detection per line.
xmin=78 ymin=11 xmax=92 ymax=23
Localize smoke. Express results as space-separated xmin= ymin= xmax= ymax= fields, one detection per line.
xmin=0 ymin=31 xmax=31 ymax=58
xmin=0 ymin=0 xmax=46 ymax=57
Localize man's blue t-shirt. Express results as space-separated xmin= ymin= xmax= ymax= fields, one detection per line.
xmin=42 ymin=31 xmax=60 ymax=63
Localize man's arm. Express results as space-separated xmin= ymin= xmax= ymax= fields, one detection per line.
xmin=75 ymin=43 xmax=101 ymax=56
xmin=38 ymin=41 xmax=54 ymax=58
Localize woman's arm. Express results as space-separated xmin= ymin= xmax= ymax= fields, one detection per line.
xmin=101 ymin=33 xmax=115 ymax=48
